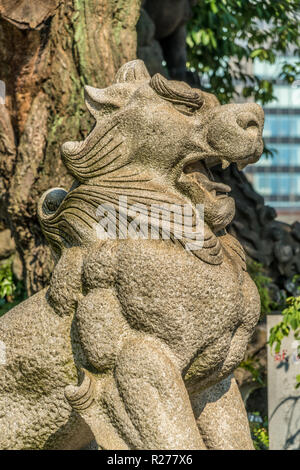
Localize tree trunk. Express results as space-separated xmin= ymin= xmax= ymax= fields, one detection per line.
xmin=0 ymin=0 xmax=141 ymax=294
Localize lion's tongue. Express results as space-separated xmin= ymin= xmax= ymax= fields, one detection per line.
xmin=187 ymin=163 xmax=231 ymax=195
xmin=184 ymin=159 xmax=231 ymax=196
xmin=195 ymin=174 xmax=231 ymax=195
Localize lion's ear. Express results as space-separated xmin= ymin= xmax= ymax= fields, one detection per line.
xmin=84 ymin=84 xmax=132 ymax=118
xmin=84 ymin=61 xmax=150 ymax=119
xmin=114 ymin=59 xmax=150 ymax=83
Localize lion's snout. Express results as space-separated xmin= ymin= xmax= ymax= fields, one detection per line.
xmin=206 ymin=102 xmax=264 ymax=165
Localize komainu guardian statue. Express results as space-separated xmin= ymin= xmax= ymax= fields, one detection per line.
xmin=0 ymin=60 xmax=264 ymax=450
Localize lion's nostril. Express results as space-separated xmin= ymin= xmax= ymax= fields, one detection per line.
xmin=245 ymin=120 xmax=258 ymax=129
xmin=236 ymin=113 xmax=259 ymax=133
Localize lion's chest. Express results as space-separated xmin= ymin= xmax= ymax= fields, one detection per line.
xmin=116 ymin=240 xmax=260 ymax=370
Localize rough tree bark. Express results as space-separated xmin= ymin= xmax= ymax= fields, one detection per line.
xmin=0 ymin=0 xmax=141 ymax=294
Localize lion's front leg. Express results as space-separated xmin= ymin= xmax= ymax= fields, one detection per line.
xmin=113 ymin=337 xmax=206 ymax=450
xmin=66 ymin=338 xmax=206 ymax=450
xmin=189 ymin=374 xmax=254 ymax=450
xmin=65 ymin=370 xmax=129 ymax=450
xmin=70 ymin=287 xmax=205 ymax=449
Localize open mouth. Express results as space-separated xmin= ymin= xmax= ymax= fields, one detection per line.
xmin=182 ymin=158 xmax=232 ymax=199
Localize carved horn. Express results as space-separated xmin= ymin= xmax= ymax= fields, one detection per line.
xmin=84 ymin=85 xmax=122 ymax=118
xmin=84 ymin=82 xmax=135 ymax=119
xmin=114 ymin=59 xmax=150 ymax=83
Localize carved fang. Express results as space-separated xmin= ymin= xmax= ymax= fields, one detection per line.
xmin=221 ymin=159 xmax=230 ymax=170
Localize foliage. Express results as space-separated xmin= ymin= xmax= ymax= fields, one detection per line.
xmin=239 ymin=357 xmax=265 ymax=386
xmin=187 ymin=0 xmax=300 ymax=105
xmin=0 ymin=260 xmax=15 ymax=300
xmin=249 ymin=412 xmax=269 ymax=450
xmin=0 ymin=258 xmax=26 ymax=318
xmin=247 ymin=261 xmax=274 ymax=317
xmin=268 ymin=294 xmax=300 ymax=389
xmin=269 ymin=296 xmax=300 ymax=353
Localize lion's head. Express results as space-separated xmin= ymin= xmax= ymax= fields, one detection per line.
xmin=38 ymin=60 xmax=264 ymax=259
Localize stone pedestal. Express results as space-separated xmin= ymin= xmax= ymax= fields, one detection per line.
xmin=267 ymin=314 xmax=300 ymax=450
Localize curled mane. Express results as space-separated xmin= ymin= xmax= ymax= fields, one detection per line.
xmin=150 ymin=73 xmax=203 ymax=109
xmin=38 ymin=116 xmax=139 ymax=259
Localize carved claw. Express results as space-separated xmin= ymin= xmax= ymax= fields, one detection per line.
xmin=65 ymin=369 xmax=95 ymax=411
xmin=65 ymin=370 xmax=129 ymax=450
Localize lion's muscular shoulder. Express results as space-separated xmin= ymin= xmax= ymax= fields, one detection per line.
xmin=47 ymin=246 xmax=84 ymax=316
xmin=47 ymin=241 xmax=119 ymax=317
xmin=82 ymin=240 xmax=119 ymax=290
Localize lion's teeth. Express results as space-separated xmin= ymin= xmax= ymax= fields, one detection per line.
xmin=221 ymin=159 xmax=230 ymax=170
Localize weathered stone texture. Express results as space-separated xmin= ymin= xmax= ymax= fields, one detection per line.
xmin=0 ymin=60 xmax=264 ymax=449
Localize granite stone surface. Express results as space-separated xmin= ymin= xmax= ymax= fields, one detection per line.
xmin=0 ymin=60 xmax=264 ymax=449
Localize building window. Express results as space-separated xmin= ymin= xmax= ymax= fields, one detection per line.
xmin=263 ymin=115 xmax=300 ymax=138
xmin=265 ymin=86 xmax=300 ymax=109
xmin=255 ymin=145 xmax=300 ymax=167
xmin=253 ymin=173 xmax=300 ymax=197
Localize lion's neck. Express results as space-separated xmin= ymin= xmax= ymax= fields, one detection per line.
xmin=85 ymin=167 xmax=225 ymax=265
xmin=49 ymin=164 xmax=246 ymax=269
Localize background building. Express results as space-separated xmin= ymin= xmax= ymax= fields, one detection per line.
xmin=245 ymin=57 xmax=300 ymax=224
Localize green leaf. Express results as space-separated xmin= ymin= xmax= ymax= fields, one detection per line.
xmin=210 ymin=1 xmax=218 ymax=14
xmin=187 ymin=0 xmax=300 ymax=106
xmin=250 ymin=49 xmax=264 ymax=59
xmin=291 ymin=318 xmax=299 ymax=331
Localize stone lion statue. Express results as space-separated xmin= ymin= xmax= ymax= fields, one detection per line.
xmin=0 ymin=60 xmax=264 ymax=450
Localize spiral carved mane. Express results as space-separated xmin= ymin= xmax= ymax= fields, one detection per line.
xmin=149 ymin=73 xmax=203 ymax=109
